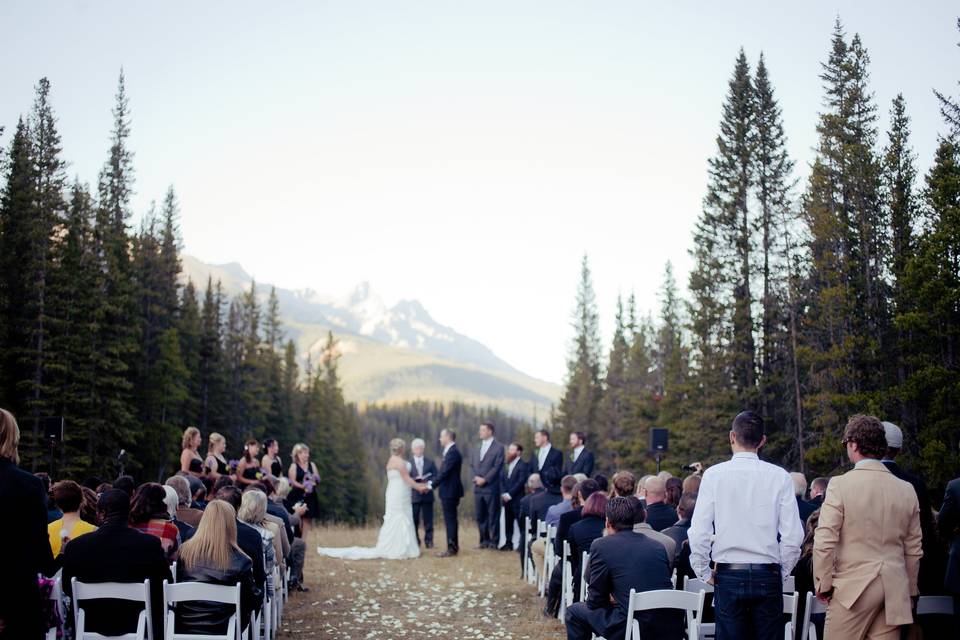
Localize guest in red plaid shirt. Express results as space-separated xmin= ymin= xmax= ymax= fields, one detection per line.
xmin=130 ymin=482 xmax=181 ymax=561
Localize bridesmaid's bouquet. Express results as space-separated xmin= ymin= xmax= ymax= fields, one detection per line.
xmin=304 ymin=472 xmax=320 ymax=494
xmin=228 ymin=459 xmax=239 ymax=473
xmin=255 ymin=467 xmax=269 ymax=480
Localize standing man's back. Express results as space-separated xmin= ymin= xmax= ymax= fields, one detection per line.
xmin=688 ymin=410 xmax=803 ymax=640
xmin=814 ymin=415 xmax=922 ymax=640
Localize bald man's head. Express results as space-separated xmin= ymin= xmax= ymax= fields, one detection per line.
xmin=644 ymin=476 xmax=666 ymax=505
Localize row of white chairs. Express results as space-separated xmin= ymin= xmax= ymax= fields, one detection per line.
xmin=46 ymin=562 xmax=292 ymax=640
xmin=519 ymin=517 xmax=955 ymax=640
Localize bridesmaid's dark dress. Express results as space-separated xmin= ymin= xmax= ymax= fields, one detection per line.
xmin=287 ymin=463 xmax=320 ymax=518
xmin=270 ymin=457 xmax=283 ymax=478
xmin=212 ymin=456 xmax=229 ymax=477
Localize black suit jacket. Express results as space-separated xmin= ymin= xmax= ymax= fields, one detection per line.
xmin=530 ymin=488 xmax=563 ymax=525
xmin=884 ymin=459 xmax=941 ymax=593
xmin=503 ymin=458 xmax=531 ymax=502
xmin=0 ymin=459 xmax=55 ymax=638
xmin=236 ymin=520 xmax=266 ymax=608
xmin=939 ymin=477 xmax=960 ymax=594
xmin=644 ymin=502 xmax=678 ymax=532
xmin=555 ymin=506 xmax=583 ymax=557
xmin=410 ymin=456 xmax=438 ymax=504
xmin=585 ymin=530 xmax=684 ymax=639
xmin=565 ymin=448 xmax=596 ymax=476
xmin=797 ymin=495 xmax=817 ymax=526
xmin=470 ymin=440 xmax=505 ymax=495
xmin=519 ymin=488 xmax=544 ymax=528
xmin=435 ymin=444 xmax=464 ymax=501
xmin=62 ymin=522 xmax=172 ymax=639
xmin=532 ymin=446 xmax=564 ymax=493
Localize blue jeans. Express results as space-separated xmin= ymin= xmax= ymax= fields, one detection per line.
xmin=714 ymin=567 xmax=782 ymax=640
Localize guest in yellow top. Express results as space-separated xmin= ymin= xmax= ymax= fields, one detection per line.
xmin=47 ymin=480 xmax=97 ymax=557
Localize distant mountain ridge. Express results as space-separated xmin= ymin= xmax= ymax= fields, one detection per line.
xmin=180 ymin=256 xmax=559 ymax=419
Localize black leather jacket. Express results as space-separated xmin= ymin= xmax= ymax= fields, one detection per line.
xmin=175 ymin=550 xmax=258 ymax=635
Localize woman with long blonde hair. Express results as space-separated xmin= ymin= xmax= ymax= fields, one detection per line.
xmin=176 ymin=500 xmax=257 ymax=636
xmin=180 ymin=426 xmax=203 ymax=477
xmin=287 ymin=443 xmax=320 ymax=538
xmin=204 ymin=432 xmax=229 ymax=480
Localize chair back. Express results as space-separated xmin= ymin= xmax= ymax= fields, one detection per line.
xmin=800 ymin=591 xmax=828 ymax=640
xmin=162 ymin=580 xmax=241 ymax=640
xmin=579 ymin=552 xmax=590 ymax=601
xmin=625 ymin=588 xmax=705 ymax=640
xmin=782 ymin=575 xmax=795 ymax=593
xmin=72 ymin=577 xmax=151 ymax=640
xmin=682 ymin=576 xmax=714 ymax=594
xmin=782 ymin=592 xmax=799 ymax=638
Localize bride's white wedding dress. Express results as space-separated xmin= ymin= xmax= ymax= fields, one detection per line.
xmin=317 ymin=468 xmax=420 ymax=560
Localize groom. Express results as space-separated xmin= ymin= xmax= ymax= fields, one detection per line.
xmin=433 ymin=428 xmax=463 ymax=557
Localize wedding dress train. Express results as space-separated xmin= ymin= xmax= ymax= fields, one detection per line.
xmin=317 ymin=468 xmax=421 ymax=560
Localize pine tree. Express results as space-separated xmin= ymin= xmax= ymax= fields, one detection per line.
xmin=555 ymin=255 xmax=603 ymax=444
xmin=935 ymin=18 xmax=960 ymax=137
xmin=198 ymin=279 xmax=228 ymax=434
xmin=178 ymin=280 xmax=202 ymax=426
xmin=595 ymin=296 xmax=630 ymax=470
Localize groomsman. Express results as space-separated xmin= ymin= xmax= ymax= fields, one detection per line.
xmin=565 ymin=431 xmax=595 ymax=476
xmin=501 ymin=442 xmax=531 ymax=551
xmin=471 ymin=421 xmax=505 ymax=549
xmin=409 ymin=438 xmax=437 ymax=548
xmin=532 ymin=429 xmax=564 ymax=494
xmin=434 ymin=428 xmax=464 ymax=557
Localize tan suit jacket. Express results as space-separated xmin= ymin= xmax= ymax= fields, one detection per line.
xmin=813 ymin=459 xmax=922 ymax=626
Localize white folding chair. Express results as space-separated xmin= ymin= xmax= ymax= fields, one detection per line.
xmin=579 ymin=552 xmax=591 ymax=602
xmin=800 ymin=591 xmax=828 ymax=640
xmin=540 ymin=524 xmax=557 ymax=596
xmin=560 ymin=541 xmax=574 ymax=616
xmin=72 ymin=577 xmax=152 ymax=640
xmin=170 ymin=562 xmax=177 ymax=582
xmin=625 ymin=588 xmax=705 ymax=640
xmin=782 ymin=575 xmax=795 ymax=593
xmin=682 ymin=577 xmax=714 ymax=638
xmin=916 ymin=595 xmax=954 ymax=616
xmin=163 ymin=580 xmax=245 ymax=640
xmin=522 ymin=517 xmax=532 ymax=582
xmin=782 ymin=592 xmax=799 ymax=640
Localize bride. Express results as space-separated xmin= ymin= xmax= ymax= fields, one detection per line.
xmin=317 ymin=438 xmax=428 ymax=560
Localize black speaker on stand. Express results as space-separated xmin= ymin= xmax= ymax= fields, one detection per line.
xmin=649 ymin=428 xmax=668 ymax=473
xmin=41 ymin=417 xmax=65 ymax=477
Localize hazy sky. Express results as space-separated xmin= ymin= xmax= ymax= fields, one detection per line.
xmin=1 ymin=2 xmax=957 ymax=384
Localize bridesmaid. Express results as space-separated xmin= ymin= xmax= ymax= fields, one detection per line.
xmin=261 ymin=438 xmax=283 ymax=480
xmin=236 ymin=439 xmax=261 ymax=486
xmin=288 ymin=443 xmax=320 ymax=538
xmin=205 ymin=432 xmax=230 ymax=481
xmin=180 ymin=427 xmax=204 ymax=478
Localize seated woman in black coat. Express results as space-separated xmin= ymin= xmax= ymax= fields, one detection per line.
xmin=568 ymin=492 xmax=608 ymax=601
xmin=176 ymin=500 xmax=257 ymax=635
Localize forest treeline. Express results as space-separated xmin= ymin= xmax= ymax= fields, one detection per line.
xmin=0 ymin=72 xmax=369 ymax=522
xmin=553 ymin=19 xmax=960 ymax=492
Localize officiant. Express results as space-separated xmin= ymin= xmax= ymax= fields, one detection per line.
xmin=410 ymin=438 xmax=438 ymax=549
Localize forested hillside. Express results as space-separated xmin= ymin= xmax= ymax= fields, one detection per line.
xmin=553 ymin=20 xmax=960 ymax=492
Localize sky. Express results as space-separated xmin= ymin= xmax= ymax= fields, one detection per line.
xmin=1 ymin=2 xmax=957 ymax=384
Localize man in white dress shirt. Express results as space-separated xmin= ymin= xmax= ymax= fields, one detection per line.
xmin=688 ymin=410 xmax=803 ymax=640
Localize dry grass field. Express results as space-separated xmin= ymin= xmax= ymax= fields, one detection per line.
xmin=279 ymin=524 xmax=564 ymax=639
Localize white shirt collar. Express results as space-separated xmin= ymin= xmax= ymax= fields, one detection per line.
xmin=855 ymin=458 xmax=878 ymax=469
xmin=443 ymin=443 xmax=453 ymax=456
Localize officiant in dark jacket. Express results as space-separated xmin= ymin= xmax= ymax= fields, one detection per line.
xmin=471 ymin=421 xmax=505 ymax=549
xmin=409 ymin=438 xmax=438 ymax=548
xmin=500 ymin=442 xmax=530 ymax=551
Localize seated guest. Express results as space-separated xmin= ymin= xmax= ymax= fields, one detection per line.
xmin=245 ymin=482 xmax=290 ymax=562
xmin=212 ymin=474 xmax=236 ymax=495
xmin=532 ymin=475 xmax=578 ymax=581
xmin=175 ymin=501 xmax=257 ymax=636
xmin=130 ymin=483 xmax=181 ymax=561
xmin=545 ymin=479 xmax=599 ymax=617
xmin=80 ymin=486 xmax=99 ymax=524
xmin=238 ymin=489 xmax=281 ymax=599
xmin=593 ymin=474 xmax=608 ymax=493
xmin=665 ymin=476 xmax=683 ymax=508
xmin=191 ymin=482 xmax=207 ymax=510
xmin=270 ymin=479 xmax=308 ymax=592
xmin=216 ymin=486 xmax=266 ymax=609
xmin=113 ymin=474 xmax=136 ymax=497
xmin=518 ymin=473 xmax=545 ymax=575
xmin=631 ymin=498 xmax=675 ymax=570
xmin=166 ymin=475 xmax=203 ymax=527
xmin=62 ymin=489 xmax=172 ymax=640
xmin=662 ymin=491 xmax=697 ymax=566
xmin=36 ymin=472 xmax=62 ymax=523
xmin=791 ymin=472 xmax=817 ymax=526
xmin=635 ymin=474 xmax=654 ymax=504
xmin=682 ymin=473 xmax=702 ymax=494
xmin=808 ymin=476 xmax=829 ymax=509
xmin=178 ymin=460 xmax=206 ymax=502
xmin=48 ymin=480 xmax=98 ymax=558
xmin=611 ymin=470 xmax=637 ymax=499
xmin=564 ymin=497 xmax=683 ymax=640
xmin=164 ymin=484 xmax=195 ymax=543
xmin=641 ymin=476 xmax=678 ymax=531
xmin=569 ymin=492 xmax=608 ymax=599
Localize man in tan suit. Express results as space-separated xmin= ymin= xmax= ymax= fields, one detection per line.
xmin=814 ymin=415 xmax=923 ymax=639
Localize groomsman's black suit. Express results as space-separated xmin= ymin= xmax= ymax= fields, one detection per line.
xmin=501 ymin=456 xmax=531 ymax=550
xmin=470 ymin=439 xmax=506 ymax=548
xmin=531 ymin=445 xmax=565 ymax=494
xmin=434 ymin=443 xmax=464 ymax=554
xmin=564 ymin=531 xmax=684 ymax=640
xmin=565 ymin=447 xmax=596 ymax=477
xmin=410 ymin=455 xmax=438 ymax=547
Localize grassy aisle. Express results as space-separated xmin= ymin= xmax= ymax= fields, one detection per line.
xmin=279 ymin=524 xmax=564 ymax=639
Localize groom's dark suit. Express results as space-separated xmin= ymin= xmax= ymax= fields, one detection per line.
xmin=410 ymin=455 xmax=438 ymax=547
xmin=471 ymin=438 xmax=506 ymax=548
xmin=434 ymin=443 xmax=464 ymax=554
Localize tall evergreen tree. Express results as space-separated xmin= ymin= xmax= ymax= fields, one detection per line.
xmin=555 ymin=255 xmax=603 ymax=444
xmin=596 ymin=296 xmax=630 ymax=470
xmin=935 ymin=18 xmax=960 ymax=137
